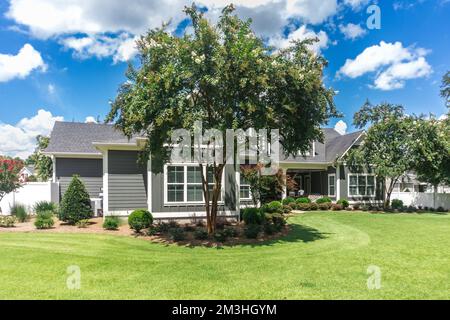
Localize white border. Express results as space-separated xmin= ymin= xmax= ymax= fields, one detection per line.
xmin=328 ymin=173 xmax=336 ymax=197
xmin=347 ymin=173 xmax=376 ymax=198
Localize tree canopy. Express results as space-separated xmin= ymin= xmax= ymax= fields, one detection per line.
xmin=107 ymin=4 xmax=337 ymax=232
xmin=26 ymin=135 xmax=52 ymax=182
xmin=0 ymin=156 xmax=24 ymax=212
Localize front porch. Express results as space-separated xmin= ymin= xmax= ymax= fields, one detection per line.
xmin=280 ymin=164 xmax=337 ymax=201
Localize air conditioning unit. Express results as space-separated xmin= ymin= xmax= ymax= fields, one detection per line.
xmin=90 ymin=198 xmax=103 ymax=217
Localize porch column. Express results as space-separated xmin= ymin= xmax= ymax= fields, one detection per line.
xmin=336 ymin=164 xmax=341 ymax=201
xmin=147 ymin=157 xmax=152 ymax=213
xmin=102 ymin=149 xmax=109 ymax=216
xmin=282 ymin=168 xmax=288 ymax=199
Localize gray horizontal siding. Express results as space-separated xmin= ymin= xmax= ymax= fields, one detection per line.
xmin=55 ymin=157 xmax=103 ymax=200
xmin=108 ymin=151 xmax=148 ymax=212
xmin=59 ymin=177 xmax=103 ymax=199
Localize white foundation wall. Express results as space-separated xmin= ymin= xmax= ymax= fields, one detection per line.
xmin=0 ymin=182 xmax=59 ymax=215
xmin=390 ymin=192 xmax=450 ymax=210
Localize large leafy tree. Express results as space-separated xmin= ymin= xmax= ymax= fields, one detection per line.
xmin=410 ymin=116 xmax=450 ymax=208
xmin=346 ymin=102 xmax=415 ymax=208
xmin=0 ymin=157 xmax=24 ymax=213
xmin=441 ymin=71 xmax=450 ymax=108
xmin=26 ymin=135 xmax=53 ymax=181
xmin=108 ymin=5 xmax=337 ymax=233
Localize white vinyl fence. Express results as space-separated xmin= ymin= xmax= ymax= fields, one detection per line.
xmin=0 ymin=182 xmax=59 ymax=215
xmin=391 ymin=192 xmax=450 ymax=210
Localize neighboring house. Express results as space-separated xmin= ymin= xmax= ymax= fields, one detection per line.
xmin=44 ymin=122 xmax=384 ymax=219
xmin=19 ymin=165 xmax=35 ymax=183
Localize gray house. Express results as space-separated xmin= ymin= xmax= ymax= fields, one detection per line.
xmin=44 ymin=122 xmax=383 ymax=219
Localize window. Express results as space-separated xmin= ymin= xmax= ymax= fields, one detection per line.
xmin=328 ymin=174 xmax=336 ymax=197
xmin=167 ymin=166 xmax=184 ymax=202
xmin=240 ymin=174 xmax=251 ymax=200
xmin=207 ymin=167 xmax=222 ymax=201
xmin=348 ymin=174 xmax=375 ymax=197
xmin=165 ymin=165 xmax=224 ymax=204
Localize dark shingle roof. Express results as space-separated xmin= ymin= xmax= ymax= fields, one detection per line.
xmin=325 ymin=130 xmax=364 ymax=162
xmin=45 ymin=122 xmax=130 ymax=154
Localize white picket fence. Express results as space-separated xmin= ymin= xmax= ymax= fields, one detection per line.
xmin=0 ymin=182 xmax=59 ymax=215
xmin=390 ymin=192 xmax=450 ymax=210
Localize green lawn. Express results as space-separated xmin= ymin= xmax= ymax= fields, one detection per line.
xmin=1 ymin=211 xmax=449 ymax=299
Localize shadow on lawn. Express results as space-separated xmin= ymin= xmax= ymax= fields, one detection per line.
xmin=239 ymin=223 xmax=331 ymax=248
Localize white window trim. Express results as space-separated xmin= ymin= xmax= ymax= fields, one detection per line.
xmin=348 ymin=173 xmax=376 ymax=198
xmin=328 ymin=173 xmax=336 ymax=197
xmin=238 ymin=171 xmax=252 ymax=201
xmin=164 ymin=164 xmax=225 ymax=205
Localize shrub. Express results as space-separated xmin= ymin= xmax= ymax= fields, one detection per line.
xmin=213 ymin=230 xmax=228 ymax=243
xmin=270 ymin=213 xmax=286 ymax=230
xmin=156 ymin=222 xmax=171 ymax=233
xmin=10 ymin=204 xmax=28 ymax=223
xmin=103 ymin=217 xmax=120 ymax=230
xmin=168 ymin=220 xmax=179 ymax=228
xmin=282 ymin=205 xmax=292 ymax=214
xmin=406 ymin=206 xmax=417 ymax=213
xmin=361 ymin=205 xmax=369 ymax=211
xmin=296 ymin=197 xmax=311 ymax=204
xmin=436 ymin=206 xmax=446 ymax=213
xmin=169 ymin=228 xmax=186 ymax=241
xmin=194 ymin=229 xmax=209 ymax=240
xmin=146 ymin=225 xmax=159 ymax=236
xmin=128 ymin=209 xmax=153 ymax=233
xmin=34 ymin=201 xmax=57 ymax=214
xmin=391 ymin=199 xmax=404 ymax=210
xmin=331 ymin=204 xmax=343 ymax=211
xmin=266 ymin=201 xmax=283 ymax=213
xmin=0 ymin=216 xmax=16 ymax=228
xmin=337 ymin=199 xmax=350 ymax=209
xmin=282 ymin=197 xmax=296 ymax=205
xmin=309 ymin=203 xmax=318 ymax=211
xmin=288 ymin=202 xmax=298 ymax=210
xmin=242 ymin=208 xmax=264 ymax=225
xmin=223 ymin=226 xmax=238 ymax=238
xmin=297 ymin=203 xmax=311 ymax=211
xmin=318 ymin=203 xmax=332 ymax=210
xmin=184 ymin=224 xmax=196 ymax=232
xmin=34 ymin=211 xmax=54 ymax=229
xmin=59 ymin=175 xmax=92 ymax=225
xmin=316 ymin=197 xmax=332 ymax=204
xmin=244 ymin=224 xmax=260 ymax=239
xmin=76 ymin=219 xmax=90 ymax=228
xmin=352 ymin=203 xmax=361 ymax=211
xmin=263 ymin=222 xmax=277 ymax=235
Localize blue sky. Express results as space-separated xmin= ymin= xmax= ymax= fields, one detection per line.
xmin=0 ymin=0 xmax=449 ymax=158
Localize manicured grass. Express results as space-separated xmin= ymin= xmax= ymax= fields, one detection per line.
xmin=0 ymin=211 xmax=449 ymax=299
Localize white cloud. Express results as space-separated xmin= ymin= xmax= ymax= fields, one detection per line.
xmin=338 ymin=41 xmax=432 ymax=90
xmin=47 ymin=83 xmax=55 ymax=94
xmin=6 ymin=0 xmax=350 ymax=61
xmin=343 ymin=0 xmax=370 ymax=9
xmin=0 ymin=109 xmax=63 ymax=159
xmin=269 ymin=25 xmax=329 ymax=53
xmin=85 ymin=116 xmax=97 ymax=123
xmin=0 ymin=44 xmax=46 ymax=82
xmin=438 ymin=114 xmax=448 ymax=121
xmin=374 ymin=57 xmax=432 ymax=90
xmin=339 ymin=23 xmax=366 ymax=40
xmin=334 ymin=120 xmax=348 ymax=135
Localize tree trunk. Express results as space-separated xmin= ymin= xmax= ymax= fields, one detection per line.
xmin=200 ymin=163 xmax=225 ymax=235
xmin=384 ymin=176 xmax=399 ymax=209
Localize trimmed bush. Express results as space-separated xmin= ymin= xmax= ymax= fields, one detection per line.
xmin=436 ymin=206 xmax=446 ymax=213
xmin=337 ymin=199 xmax=350 ymax=209
xmin=194 ymin=229 xmax=209 ymax=240
xmin=76 ymin=219 xmax=90 ymax=228
xmin=10 ymin=204 xmax=28 ymax=223
xmin=391 ymin=199 xmax=404 ymax=210
xmin=0 ymin=216 xmax=16 ymax=228
xmin=266 ymin=201 xmax=283 ymax=214
xmin=223 ymin=226 xmax=238 ymax=238
xmin=155 ymin=222 xmax=171 ymax=233
xmin=361 ymin=205 xmax=369 ymax=211
xmin=316 ymin=197 xmax=332 ymax=204
xmin=103 ymin=217 xmax=120 ymax=230
xmin=34 ymin=211 xmax=54 ymax=229
xmin=34 ymin=201 xmax=57 ymax=215
xmin=331 ymin=204 xmax=343 ymax=211
xmin=59 ymin=175 xmax=93 ymax=225
xmin=352 ymin=203 xmax=361 ymax=211
xmin=263 ymin=222 xmax=277 ymax=235
xmin=169 ymin=228 xmax=186 ymax=241
xmin=128 ymin=209 xmax=153 ymax=233
xmin=297 ymin=203 xmax=311 ymax=211
xmin=318 ymin=202 xmax=332 ymax=210
xmin=296 ymin=197 xmax=311 ymax=204
xmin=213 ymin=230 xmax=228 ymax=243
xmin=282 ymin=197 xmax=296 ymax=205
xmin=244 ymin=224 xmax=260 ymax=239
xmin=242 ymin=208 xmax=264 ymax=225
xmin=282 ymin=205 xmax=292 ymax=214
xmin=309 ymin=203 xmax=318 ymax=211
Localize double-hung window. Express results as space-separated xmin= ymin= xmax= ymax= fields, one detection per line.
xmin=328 ymin=174 xmax=336 ymax=197
xmin=240 ymin=174 xmax=251 ymax=200
xmin=207 ymin=167 xmax=222 ymax=201
xmin=348 ymin=174 xmax=375 ymax=197
xmin=187 ymin=166 xmax=203 ymax=202
xmin=167 ymin=166 xmax=185 ymax=202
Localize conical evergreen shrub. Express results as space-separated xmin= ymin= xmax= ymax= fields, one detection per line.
xmin=59 ymin=175 xmax=92 ymax=224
